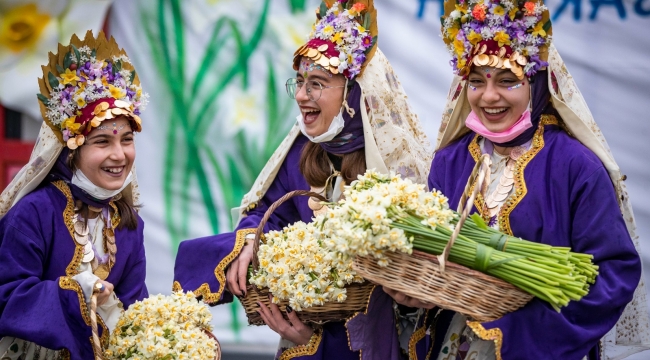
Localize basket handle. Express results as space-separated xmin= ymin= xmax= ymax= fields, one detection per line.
xmin=251 ymin=190 xmax=328 ymax=271
xmin=90 ymin=292 xmax=104 ymax=359
xmin=437 ymin=154 xmax=491 ymax=273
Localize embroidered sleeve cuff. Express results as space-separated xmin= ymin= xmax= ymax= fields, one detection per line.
xmin=466 ymin=321 xmax=503 ymax=360
xmin=278 ymin=328 xmax=323 ymax=360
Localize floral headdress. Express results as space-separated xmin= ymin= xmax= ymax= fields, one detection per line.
xmin=293 ymin=0 xmax=378 ymax=80
xmin=37 ymin=31 xmax=148 ymax=149
xmin=441 ymin=0 xmax=552 ymax=79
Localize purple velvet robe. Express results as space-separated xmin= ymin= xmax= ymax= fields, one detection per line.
xmin=0 ymin=182 xmax=148 ymax=359
xmin=174 ymin=135 xmax=426 ymax=359
xmin=427 ymin=122 xmax=641 ymax=359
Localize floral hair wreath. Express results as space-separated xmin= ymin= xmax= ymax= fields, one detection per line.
xmin=293 ymin=0 xmax=378 ymax=80
xmin=441 ymin=0 xmax=552 ymax=79
xmin=37 ymin=30 xmax=148 ymax=149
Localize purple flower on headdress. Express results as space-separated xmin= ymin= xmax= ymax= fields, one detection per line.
xmin=134 ymin=108 xmax=141 ymax=115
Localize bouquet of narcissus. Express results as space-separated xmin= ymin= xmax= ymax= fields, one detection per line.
xmin=105 ymin=291 xmax=219 ymax=360
xmin=318 ymin=170 xmax=598 ymax=312
xmin=250 ymin=221 xmax=364 ymax=311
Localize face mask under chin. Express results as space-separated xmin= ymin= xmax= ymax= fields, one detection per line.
xmin=297 ymin=108 xmax=345 ymax=143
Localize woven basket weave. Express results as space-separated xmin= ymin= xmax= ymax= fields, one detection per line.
xmin=240 ymin=190 xmax=374 ymax=325
xmin=352 ymin=154 xmax=533 ymax=321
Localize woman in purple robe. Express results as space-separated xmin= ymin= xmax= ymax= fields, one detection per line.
xmin=383 ymin=1 xmax=649 ymax=359
xmin=0 ymin=31 xmax=149 ymax=359
xmin=173 ymin=1 xmax=435 ymax=358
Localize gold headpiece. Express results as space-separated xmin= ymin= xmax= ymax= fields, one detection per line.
xmin=38 ymin=31 xmax=147 ymax=149
xmin=292 ymin=0 xmax=378 ymax=79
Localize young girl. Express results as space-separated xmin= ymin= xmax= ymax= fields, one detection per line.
xmin=0 ymin=31 xmax=149 ymax=359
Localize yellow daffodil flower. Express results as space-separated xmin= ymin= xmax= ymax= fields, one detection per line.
xmin=493 ymin=31 xmax=511 ymax=47
xmin=109 ymin=84 xmax=125 ymax=99
xmin=331 ymin=32 xmax=344 ymax=45
xmin=532 ymin=22 xmax=547 ymax=37
xmin=467 ymin=31 xmax=483 ymax=45
xmin=60 ymin=68 xmax=80 ymax=86
xmin=493 ymin=6 xmax=505 ymax=17
xmin=63 ymin=116 xmax=80 ymax=133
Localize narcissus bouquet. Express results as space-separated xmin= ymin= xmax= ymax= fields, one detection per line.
xmin=105 ymin=291 xmax=219 ymax=360
xmin=250 ymin=221 xmax=364 ymax=311
xmin=320 ymin=170 xmax=598 ymax=311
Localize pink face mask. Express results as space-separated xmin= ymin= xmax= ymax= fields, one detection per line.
xmin=465 ymin=109 xmax=532 ymax=144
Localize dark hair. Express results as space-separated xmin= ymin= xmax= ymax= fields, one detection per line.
xmin=68 ymin=149 xmax=140 ymax=230
xmin=299 ymin=141 xmax=366 ymax=187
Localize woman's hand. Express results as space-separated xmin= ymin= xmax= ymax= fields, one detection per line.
xmin=226 ymin=239 xmax=254 ymax=296
xmin=95 ymin=280 xmax=114 ymax=306
xmin=383 ymin=286 xmax=436 ymax=309
xmin=258 ymin=295 xmax=314 ymax=345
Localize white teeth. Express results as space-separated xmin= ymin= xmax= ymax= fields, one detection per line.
xmin=302 ymin=109 xmax=319 ymax=113
xmin=103 ymin=167 xmax=123 ymax=174
xmin=484 ymin=108 xmax=507 ymax=114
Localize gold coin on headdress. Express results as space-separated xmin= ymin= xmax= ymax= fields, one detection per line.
xmin=329 ymin=57 xmax=340 ymax=67
xmin=488 ymin=55 xmax=499 ymax=67
xmin=90 ymin=118 xmax=101 ymax=127
xmin=111 ymin=108 xmax=124 ymax=115
xmin=317 ymin=44 xmax=328 ymax=52
xmin=67 ymin=138 xmax=78 ymax=149
xmin=75 ymin=135 xmax=85 ymax=147
xmin=299 ymin=47 xmax=308 ymax=56
xmin=476 ymin=54 xmax=490 ymax=66
xmin=307 ymin=48 xmax=318 ymax=58
xmin=498 ymin=47 xmax=506 ymax=58
xmin=312 ymin=52 xmax=322 ymax=61
xmin=114 ymin=100 xmax=129 ymax=108
xmin=479 ymin=44 xmax=487 ymax=55
xmin=330 ymin=67 xmax=339 ymax=75
xmin=510 ymin=51 xmax=520 ymax=62
xmin=496 ymin=57 xmax=504 ymax=69
xmin=100 ymin=102 xmax=110 ymax=111
xmin=318 ymin=56 xmax=330 ymax=67
xmin=473 ymin=45 xmax=480 ymax=55
xmin=516 ymin=56 xmax=527 ymax=66
xmin=74 ymin=221 xmax=90 ymax=236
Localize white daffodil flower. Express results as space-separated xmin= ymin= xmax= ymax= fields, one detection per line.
xmin=0 ymin=0 xmax=111 ymax=121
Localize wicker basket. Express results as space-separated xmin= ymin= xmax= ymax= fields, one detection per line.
xmin=240 ymin=190 xmax=375 ymax=325
xmin=352 ymin=154 xmax=533 ymax=322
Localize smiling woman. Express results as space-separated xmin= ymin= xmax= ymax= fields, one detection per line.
xmin=0 ymin=31 xmax=149 ymax=359
xmin=173 ymin=1 xmax=435 ymax=359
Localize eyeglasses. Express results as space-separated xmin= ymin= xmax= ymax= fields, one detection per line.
xmin=285 ymin=78 xmax=345 ymax=101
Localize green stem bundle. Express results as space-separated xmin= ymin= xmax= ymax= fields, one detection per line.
xmin=390 ymin=211 xmax=598 ymax=312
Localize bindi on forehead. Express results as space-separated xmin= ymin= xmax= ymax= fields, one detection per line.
xmin=299 ymin=59 xmax=332 ymax=78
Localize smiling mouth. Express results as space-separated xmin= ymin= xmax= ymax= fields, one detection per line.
xmin=102 ymin=166 xmax=125 ymax=175
xmin=302 ymin=108 xmax=321 ymax=124
xmin=483 ymin=107 xmax=508 ymax=114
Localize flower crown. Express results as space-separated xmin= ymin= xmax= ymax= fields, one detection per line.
xmin=441 ymin=0 xmax=552 ymax=79
xmin=37 ymin=31 xmax=148 ymax=149
xmin=293 ymin=0 xmax=378 ymax=80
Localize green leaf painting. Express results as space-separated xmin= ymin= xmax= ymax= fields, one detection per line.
xmin=139 ymin=0 xmax=313 ymax=339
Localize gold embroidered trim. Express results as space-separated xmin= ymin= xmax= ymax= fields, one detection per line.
xmin=466 ymin=321 xmax=502 ymax=360
xmin=59 ymin=276 xmax=109 ymax=356
xmin=174 ymin=228 xmax=253 ymax=303
xmin=53 ymin=180 xmax=120 ymax=279
xmin=52 ymin=181 xmax=84 ymax=277
xmin=278 ymin=328 xmax=323 ymax=360
xmin=408 ymin=310 xmax=430 ymax=360
xmin=467 ymin=115 xmax=557 ymax=234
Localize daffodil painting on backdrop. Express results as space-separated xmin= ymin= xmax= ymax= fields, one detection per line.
xmin=0 ymin=0 xmax=112 ymax=121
